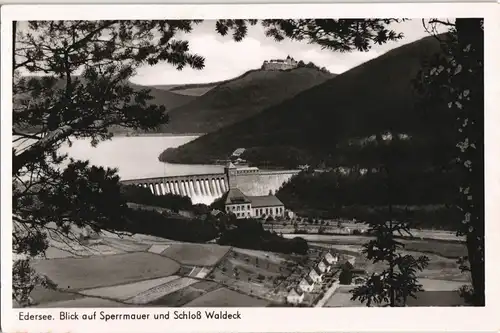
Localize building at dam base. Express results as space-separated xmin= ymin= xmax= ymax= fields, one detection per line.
xmin=222 ymin=188 xmax=285 ymax=219
xmin=120 ymin=162 xmax=300 ymax=206
xmin=221 ymin=163 xmax=286 ymax=219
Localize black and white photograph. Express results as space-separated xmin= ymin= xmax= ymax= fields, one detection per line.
xmin=4 ymin=6 xmax=488 ymax=316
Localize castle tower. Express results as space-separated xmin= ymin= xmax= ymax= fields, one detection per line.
xmin=224 ymin=162 xmax=238 ymax=189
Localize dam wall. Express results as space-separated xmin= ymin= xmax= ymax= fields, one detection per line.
xmin=121 ymin=169 xmax=300 ymax=205
xmin=235 ymin=170 xmax=300 ymax=196
xmin=121 ymin=173 xmax=227 ymax=206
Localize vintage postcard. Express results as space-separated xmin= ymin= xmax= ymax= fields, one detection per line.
xmin=1 ymin=2 xmax=499 ymax=333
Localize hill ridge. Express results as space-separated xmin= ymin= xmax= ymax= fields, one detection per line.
xmin=157 ymin=66 xmax=336 ymax=134
xmin=159 ymin=34 xmax=454 ymax=168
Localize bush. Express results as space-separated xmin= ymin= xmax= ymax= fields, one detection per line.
xmin=217 ymin=218 xmax=309 ymax=255
xmin=339 ymin=267 xmax=353 ymax=285
xmin=122 ymin=208 xmax=218 ymax=242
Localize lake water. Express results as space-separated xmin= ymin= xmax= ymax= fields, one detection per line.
xmin=38 ymin=135 xmax=223 ymax=180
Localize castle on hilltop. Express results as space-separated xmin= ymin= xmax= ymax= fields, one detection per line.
xmin=262 ymin=55 xmax=298 ymax=71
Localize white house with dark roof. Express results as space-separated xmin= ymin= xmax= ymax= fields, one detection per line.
xmin=286 ymin=288 xmax=304 ymax=304
xmin=321 ymin=257 xmax=332 ymax=272
xmin=317 ymin=260 xmax=329 ymax=274
xmin=324 ymin=252 xmax=338 ymax=265
xmin=298 ymin=275 xmax=315 ymax=293
xmin=309 ymin=266 xmax=323 ymax=283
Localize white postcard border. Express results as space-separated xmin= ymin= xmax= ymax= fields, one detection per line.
xmin=2 ymin=3 xmax=499 ymax=333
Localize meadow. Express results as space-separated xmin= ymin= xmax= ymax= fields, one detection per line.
xmin=183 ymin=287 xmax=268 ymax=307
xmin=32 ymin=252 xmax=181 ymax=291
xmin=160 ymin=243 xmax=231 ymax=266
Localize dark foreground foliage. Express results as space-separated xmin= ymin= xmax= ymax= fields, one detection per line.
xmin=124 ymin=208 xmax=218 ymax=243
xmin=217 ymin=218 xmax=309 ymax=255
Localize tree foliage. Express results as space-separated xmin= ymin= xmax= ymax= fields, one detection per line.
xmin=349 ymin=137 xmax=430 ymax=307
xmin=11 ymin=18 xmax=404 ymax=305
xmin=414 ymin=18 xmax=484 ymax=305
xmin=216 ymin=19 xmax=405 ymax=51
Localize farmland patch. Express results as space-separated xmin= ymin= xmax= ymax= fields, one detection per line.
xmin=25 ymin=287 xmax=84 ymax=306
xmin=160 ymin=243 xmax=231 ymax=266
xmin=125 ymin=277 xmax=198 ymax=305
xmin=80 ymin=275 xmax=180 ymax=300
xmin=148 ymin=285 xmax=205 ymax=307
xmin=32 ymin=252 xmax=180 ymax=291
xmin=34 ymin=296 xmax=129 ymax=308
xmin=183 ymin=287 xmax=268 ymax=307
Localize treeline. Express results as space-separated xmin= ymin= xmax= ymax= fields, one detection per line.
xmin=121 ymin=208 xmax=309 ymax=254
xmin=121 ymin=185 xmax=193 ymax=213
xmin=296 ymin=60 xmax=330 ymax=74
xmin=278 ymin=167 xmax=458 ymax=207
xmin=119 ymin=184 xmax=309 ymax=254
xmin=123 ymin=209 xmax=219 ymax=242
xmin=276 ymin=165 xmax=461 ymax=230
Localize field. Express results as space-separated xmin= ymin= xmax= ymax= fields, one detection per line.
xmin=285 ymin=234 xmax=467 ymax=259
xmin=28 ymin=286 xmax=84 ymax=305
xmin=208 ymin=248 xmax=304 ymax=301
xmin=125 ymin=277 xmax=198 ymax=305
xmin=34 ymin=297 xmax=130 ymax=308
xmin=24 ymin=225 xmax=469 ymax=308
xmin=160 ymin=243 xmax=231 ymax=266
xmin=149 ymin=281 xmax=220 ymax=307
xmin=80 ymin=276 xmax=181 ymax=300
xmin=32 ymin=252 xmax=180 ymax=291
xmin=183 ymin=287 xmax=269 ymax=307
xmin=325 ymin=286 xmax=465 ymax=307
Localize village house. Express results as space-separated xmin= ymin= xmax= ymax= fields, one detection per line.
xmin=298 ymin=275 xmax=315 ymax=293
xmin=317 ymin=259 xmax=329 ymax=274
xmin=324 ymin=252 xmax=339 ymax=265
xmin=323 ymin=258 xmax=332 ymax=272
xmin=309 ymin=266 xmax=323 ymax=283
xmin=286 ymin=288 xmax=304 ymax=304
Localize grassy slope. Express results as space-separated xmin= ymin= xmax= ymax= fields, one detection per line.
xmin=128 ymin=82 xmax=196 ymax=110
xmin=152 ymin=81 xmax=222 ymax=96
xmin=160 ymin=35 xmax=450 ymax=164
xmin=157 ymin=67 xmax=335 ymax=134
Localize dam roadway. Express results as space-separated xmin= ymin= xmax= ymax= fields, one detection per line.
xmin=121 ymin=167 xmax=300 ymax=205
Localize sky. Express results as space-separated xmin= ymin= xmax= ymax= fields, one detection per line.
xmin=131 ymin=19 xmax=444 ymax=86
